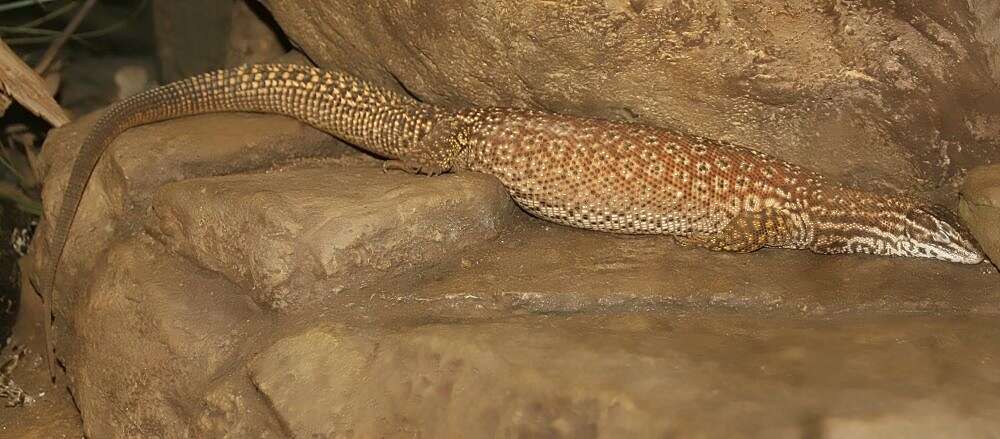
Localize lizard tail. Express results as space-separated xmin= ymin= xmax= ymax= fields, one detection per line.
xmin=39 ymin=63 xmax=434 ymax=378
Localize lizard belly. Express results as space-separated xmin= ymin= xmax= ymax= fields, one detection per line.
xmin=506 ymin=181 xmax=723 ymax=236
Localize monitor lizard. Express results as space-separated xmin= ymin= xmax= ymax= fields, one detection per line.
xmin=36 ymin=63 xmax=984 ymax=378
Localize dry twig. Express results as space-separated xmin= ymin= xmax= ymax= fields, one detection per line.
xmin=0 ymin=37 xmax=68 ymax=125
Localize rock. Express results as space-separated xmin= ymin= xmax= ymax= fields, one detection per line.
xmin=822 ymin=400 xmax=999 ymax=439
xmin=85 ymin=305 xmax=1000 ymax=437
xmin=68 ymin=238 xmax=267 ymax=438
xmin=196 ymin=377 xmax=287 ymax=438
xmin=33 ymin=90 xmax=354 ymax=315
xmin=960 ymin=164 xmax=1000 ymax=267
xmin=249 ymin=327 xmax=377 ymax=438
xmin=260 ymin=0 xmax=1000 ymax=203
xmin=147 ymin=165 xmax=513 ymax=310
xmin=389 ymin=224 xmax=1000 ymax=317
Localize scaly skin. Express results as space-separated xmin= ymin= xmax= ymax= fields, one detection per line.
xmin=38 ymin=63 xmax=982 ymax=377
xmin=451 ymin=107 xmax=982 ymax=261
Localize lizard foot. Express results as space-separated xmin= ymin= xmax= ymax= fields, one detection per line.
xmin=672 ymin=235 xmax=702 ymax=248
xmin=672 ymin=232 xmax=760 ymax=253
xmin=382 ymin=160 xmax=449 ymax=176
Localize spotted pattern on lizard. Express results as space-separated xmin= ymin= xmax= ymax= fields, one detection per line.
xmin=452 ymin=107 xmax=981 ymax=261
xmin=42 ymin=63 xmax=986 ymax=309
xmin=36 ymin=63 xmax=984 ymax=376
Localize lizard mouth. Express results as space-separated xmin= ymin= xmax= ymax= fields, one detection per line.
xmin=904 ymin=238 xmax=984 ymax=264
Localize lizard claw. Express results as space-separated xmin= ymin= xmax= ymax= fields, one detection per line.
xmin=382 ymin=160 xmax=417 ymax=174
xmin=673 ymin=235 xmax=702 ymax=248
xmin=382 ymin=160 xmax=449 ymax=176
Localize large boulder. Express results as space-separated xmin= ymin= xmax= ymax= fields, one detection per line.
xmin=262 ymin=0 xmax=1000 ymax=204
xmin=960 ymin=164 xmax=1000 ymax=265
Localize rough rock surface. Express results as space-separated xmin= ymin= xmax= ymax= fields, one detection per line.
xmin=960 ymin=164 xmax=1000 ymax=266
xmin=148 ymin=166 xmax=512 ymax=310
xmin=261 ymin=0 xmax=1000 ymax=204
xmin=20 ymin=0 xmax=1000 ymax=437
xmin=27 ymin=105 xmax=1000 ymax=436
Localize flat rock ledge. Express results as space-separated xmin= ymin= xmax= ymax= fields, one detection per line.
xmin=148 ymin=165 xmax=512 ymax=310
xmin=27 ymin=108 xmax=1000 ymax=437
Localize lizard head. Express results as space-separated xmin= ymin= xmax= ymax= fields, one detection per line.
xmin=894 ymin=203 xmax=983 ymax=264
xmin=808 ymin=191 xmax=984 ymax=264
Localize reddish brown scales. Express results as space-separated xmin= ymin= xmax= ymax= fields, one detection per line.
xmin=453 ymin=107 xmax=822 ymax=250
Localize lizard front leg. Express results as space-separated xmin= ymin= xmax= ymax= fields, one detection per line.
xmin=382 ymin=115 xmax=468 ymax=176
xmin=676 ymin=209 xmax=801 ymax=253
xmin=381 ymin=159 xmax=449 ymax=176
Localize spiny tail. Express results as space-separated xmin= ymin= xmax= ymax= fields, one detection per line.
xmin=39 ymin=64 xmax=437 ymax=377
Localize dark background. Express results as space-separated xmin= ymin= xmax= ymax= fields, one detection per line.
xmin=0 ymin=0 xmax=155 ymax=348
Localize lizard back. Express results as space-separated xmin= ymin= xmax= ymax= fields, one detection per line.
xmin=454 ymin=107 xmax=823 ymax=247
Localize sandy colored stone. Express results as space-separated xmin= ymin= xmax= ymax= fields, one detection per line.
xmin=196 ymin=378 xmax=287 ymax=438
xmin=390 ymin=222 xmax=1000 ymax=318
xmin=147 ymin=165 xmax=513 ymax=310
xmin=261 ymin=0 xmax=1000 ymax=203
xmin=55 ymin=242 xmax=1000 ymax=438
xmin=68 ymin=239 xmax=262 ymax=438
xmin=171 ymin=315 xmax=1000 ymax=437
xmin=33 ymin=96 xmax=352 ymax=316
xmin=960 ymin=164 xmax=1000 ymax=267
xmin=250 ymin=327 xmax=377 ymax=437
xmin=823 ymin=400 xmax=1000 ymax=439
